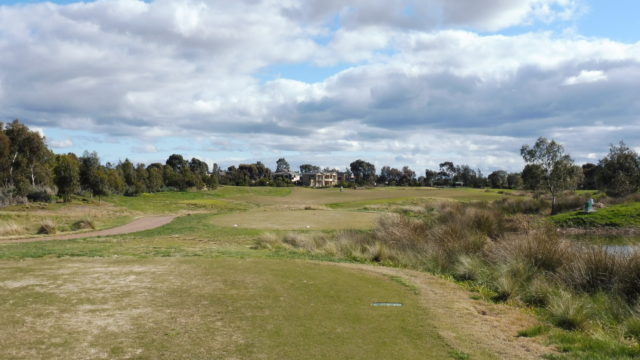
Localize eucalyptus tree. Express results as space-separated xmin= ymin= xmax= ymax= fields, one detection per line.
xmin=521 ymin=137 xmax=582 ymax=214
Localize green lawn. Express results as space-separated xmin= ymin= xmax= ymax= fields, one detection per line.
xmin=552 ymin=201 xmax=640 ymax=227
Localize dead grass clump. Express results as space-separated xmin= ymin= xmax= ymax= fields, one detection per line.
xmin=0 ymin=222 xmax=25 ymax=236
xmin=71 ymin=219 xmax=96 ymax=231
xmin=488 ymin=227 xmax=569 ymax=273
xmin=37 ymin=219 xmax=57 ymax=235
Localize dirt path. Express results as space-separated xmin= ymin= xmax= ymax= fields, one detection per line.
xmin=0 ymin=215 xmax=177 ymax=244
xmin=325 ymin=262 xmax=556 ymax=360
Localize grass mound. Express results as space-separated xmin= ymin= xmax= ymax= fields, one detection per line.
xmin=552 ymin=202 xmax=640 ymax=228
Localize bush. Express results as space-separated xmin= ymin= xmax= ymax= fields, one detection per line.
xmin=26 ymin=186 xmax=56 ymax=203
xmin=0 ymin=186 xmax=28 ymax=207
xmin=37 ymin=220 xmax=57 ymax=235
xmin=71 ymin=219 xmax=95 ymax=231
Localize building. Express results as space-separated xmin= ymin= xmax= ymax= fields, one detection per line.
xmin=301 ymin=172 xmax=338 ymax=187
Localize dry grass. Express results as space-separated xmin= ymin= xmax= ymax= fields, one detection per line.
xmin=0 ymin=257 xmax=457 ymax=360
xmin=0 ymin=222 xmax=25 ymax=236
xmin=37 ymin=219 xmax=57 ymax=235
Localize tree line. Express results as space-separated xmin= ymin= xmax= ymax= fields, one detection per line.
xmin=2 ymin=120 xmax=639 ymax=206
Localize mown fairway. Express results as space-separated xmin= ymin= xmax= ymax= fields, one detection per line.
xmin=0 ymin=187 xmax=546 ymax=359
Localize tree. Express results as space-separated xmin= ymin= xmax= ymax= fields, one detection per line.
xmin=166 ymin=154 xmax=188 ymax=172
xmin=488 ymin=170 xmax=508 ymax=189
xmin=4 ymin=120 xmax=52 ymax=191
xmin=299 ymin=164 xmax=320 ymax=174
xmin=79 ymin=151 xmax=101 ymax=196
xmin=581 ymin=163 xmax=600 ymax=190
xmin=350 ymin=159 xmax=376 ymax=186
xmin=521 ymin=137 xmax=582 ymax=214
xmin=0 ymin=126 xmax=10 ymax=186
xmin=276 ymin=158 xmax=290 ymax=173
xmin=54 ymin=154 xmax=80 ymax=202
xmin=507 ymin=173 xmax=523 ymax=189
xmin=400 ymin=166 xmax=416 ymax=186
xmin=598 ymin=141 xmax=640 ymax=197
xmin=424 ymin=169 xmax=437 ymax=187
xmin=521 ymin=164 xmax=544 ymax=190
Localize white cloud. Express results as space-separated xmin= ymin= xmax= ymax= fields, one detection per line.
xmin=132 ymin=144 xmax=158 ymax=153
xmin=563 ymin=70 xmax=608 ymax=85
xmin=0 ymin=0 xmax=638 ymax=172
xmin=49 ymin=139 xmax=73 ymax=148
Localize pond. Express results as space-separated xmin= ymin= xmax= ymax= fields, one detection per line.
xmin=568 ymin=233 xmax=640 ymax=254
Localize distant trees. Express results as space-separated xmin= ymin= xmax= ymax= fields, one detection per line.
xmin=276 ymin=158 xmax=290 ymax=173
xmin=299 ymin=164 xmax=320 ymax=174
xmin=521 ymin=137 xmax=583 ymax=214
xmin=488 ymin=170 xmax=508 ymax=189
xmin=598 ymin=141 xmax=640 ymax=197
xmin=350 ymin=159 xmax=376 ymax=186
xmin=2 ymin=120 xmax=52 ymax=194
xmin=54 ymin=154 xmax=80 ymax=202
xmin=5 ymin=119 xmax=640 ymax=207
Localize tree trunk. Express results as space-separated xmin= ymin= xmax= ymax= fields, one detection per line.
xmin=30 ymin=164 xmax=36 ymax=186
xmin=8 ymin=151 xmax=18 ymax=185
xmin=551 ymin=194 xmax=558 ymax=215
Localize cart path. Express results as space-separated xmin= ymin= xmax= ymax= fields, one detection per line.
xmin=0 ymin=215 xmax=177 ymax=244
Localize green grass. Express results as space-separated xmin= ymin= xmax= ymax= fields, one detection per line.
xmin=0 ymin=257 xmax=456 ymax=360
xmin=544 ymin=329 xmax=640 ymax=359
xmin=552 ymin=202 xmax=640 ymax=228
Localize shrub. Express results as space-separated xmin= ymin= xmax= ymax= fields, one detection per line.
xmin=26 ymin=186 xmax=56 ymax=203
xmin=37 ymin=219 xmax=57 ymax=235
xmin=71 ymin=219 xmax=96 ymax=231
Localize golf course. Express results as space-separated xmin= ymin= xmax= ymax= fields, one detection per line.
xmin=0 ymin=186 xmax=556 ymax=359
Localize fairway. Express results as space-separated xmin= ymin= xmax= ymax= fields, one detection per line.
xmin=0 ymin=186 xmax=551 ymax=359
xmin=210 ymin=209 xmax=380 ymax=230
xmin=0 ymin=257 xmax=453 ymax=360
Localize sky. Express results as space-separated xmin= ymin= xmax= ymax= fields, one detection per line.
xmin=1 ymin=0 xmax=639 ymax=174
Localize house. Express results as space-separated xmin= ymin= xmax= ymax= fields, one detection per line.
xmin=301 ymin=172 xmax=338 ymax=187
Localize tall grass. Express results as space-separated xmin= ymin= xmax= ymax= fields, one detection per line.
xmin=0 ymin=222 xmax=25 ymax=236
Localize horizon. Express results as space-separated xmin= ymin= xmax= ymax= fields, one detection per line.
xmin=1 ymin=0 xmax=639 ymax=173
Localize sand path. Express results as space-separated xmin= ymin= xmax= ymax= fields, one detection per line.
xmin=0 ymin=215 xmax=177 ymax=244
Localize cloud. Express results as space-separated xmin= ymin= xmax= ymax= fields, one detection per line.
xmin=0 ymin=0 xmax=638 ymax=172
xmin=132 ymin=144 xmax=158 ymax=153
xmin=563 ymin=70 xmax=608 ymax=85
xmin=49 ymin=139 xmax=73 ymax=148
